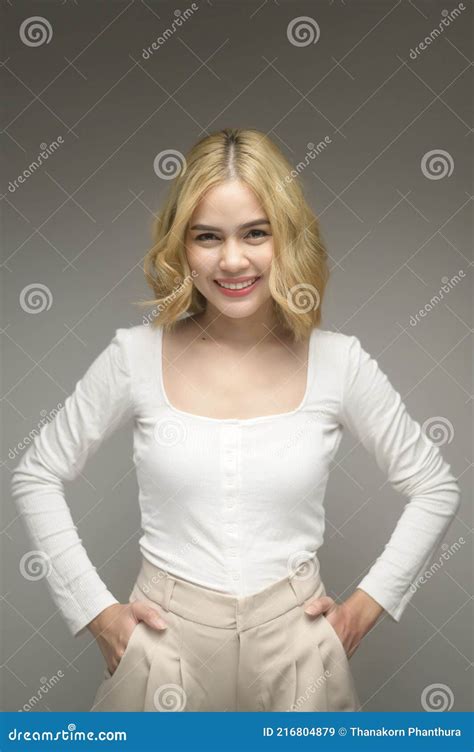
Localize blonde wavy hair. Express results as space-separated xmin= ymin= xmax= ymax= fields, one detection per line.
xmin=135 ymin=127 xmax=330 ymax=343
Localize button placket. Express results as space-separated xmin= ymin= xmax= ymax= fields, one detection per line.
xmin=220 ymin=422 xmax=242 ymax=587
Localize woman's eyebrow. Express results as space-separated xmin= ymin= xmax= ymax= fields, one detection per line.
xmin=190 ymin=219 xmax=270 ymax=231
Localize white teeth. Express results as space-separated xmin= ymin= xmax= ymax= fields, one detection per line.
xmin=216 ymin=277 xmax=258 ymax=290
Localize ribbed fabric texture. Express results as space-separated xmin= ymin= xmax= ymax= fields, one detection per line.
xmin=10 ymin=324 xmax=461 ymax=637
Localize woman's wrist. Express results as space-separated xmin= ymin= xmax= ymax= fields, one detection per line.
xmin=344 ymin=588 xmax=385 ymax=632
xmin=86 ymin=604 xmax=120 ymax=638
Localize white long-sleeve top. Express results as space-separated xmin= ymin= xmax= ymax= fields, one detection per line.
xmin=10 ymin=323 xmax=461 ymax=638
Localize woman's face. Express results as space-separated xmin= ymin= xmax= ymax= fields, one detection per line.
xmin=185 ymin=180 xmax=274 ymax=319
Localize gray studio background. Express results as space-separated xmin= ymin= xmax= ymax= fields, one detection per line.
xmin=2 ymin=0 xmax=472 ymax=712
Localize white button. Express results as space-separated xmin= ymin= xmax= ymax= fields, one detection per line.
xmin=232 ymin=572 xmax=240 ymax=580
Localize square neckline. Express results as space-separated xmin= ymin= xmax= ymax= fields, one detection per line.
xmin=154 ymin=324 xmax=319 ymax=424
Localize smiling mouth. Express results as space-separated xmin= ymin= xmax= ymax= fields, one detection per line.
xmin=214 ymin=276 xmax=261 ymax=290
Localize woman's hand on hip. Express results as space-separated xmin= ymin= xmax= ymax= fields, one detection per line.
xmin=304 ymin=590 xmax=384 ymax=659
xmin=86 ymin=601 xmax=167 ymax=675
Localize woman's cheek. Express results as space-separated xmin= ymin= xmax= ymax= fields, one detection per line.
xmin=186 ymin=247 xmax=211 ymax=276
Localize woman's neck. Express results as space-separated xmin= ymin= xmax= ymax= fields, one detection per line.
xmin=190 ymin=307 xmax=285 ymax=349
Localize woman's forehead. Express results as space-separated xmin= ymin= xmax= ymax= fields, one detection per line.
xmin=189 ymin=182 xmax=267 ymax=227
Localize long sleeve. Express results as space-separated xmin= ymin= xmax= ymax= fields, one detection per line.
xmin=340 ymin=335 xmax=461 ymax=622
xmin=10 ymin=328 xmax=134 ymax=638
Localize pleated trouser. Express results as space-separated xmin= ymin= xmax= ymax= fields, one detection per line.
xmin=90 ymin=555 xmax=361 ymax=712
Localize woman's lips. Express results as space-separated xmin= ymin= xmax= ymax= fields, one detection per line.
xmin=213 ymin=277 xmax=261 ymax=297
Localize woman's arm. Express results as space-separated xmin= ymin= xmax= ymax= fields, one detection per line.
xmin=10 ymin=328 xmax=134 ymax=638
xmin=340 ymin=334 xmax=461 ymax=621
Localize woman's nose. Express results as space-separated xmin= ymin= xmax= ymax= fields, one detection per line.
xmin=219 ymin=238 xmax=250 ymax=269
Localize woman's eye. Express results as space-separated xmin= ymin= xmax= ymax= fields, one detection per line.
xmin=194 ymin=229 xmax=270 ymax=243
xmin=196 ymin=233 xmax=218 ymax=242
xmin=246 ymin=229 xmax=269 ymax=239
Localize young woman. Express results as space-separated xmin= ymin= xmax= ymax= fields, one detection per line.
xmin=11 ymin=128 xmax=461 ymax=713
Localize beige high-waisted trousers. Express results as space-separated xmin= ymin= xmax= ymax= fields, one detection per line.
xmin=90 ymin=555 xmax=361 ymax=712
